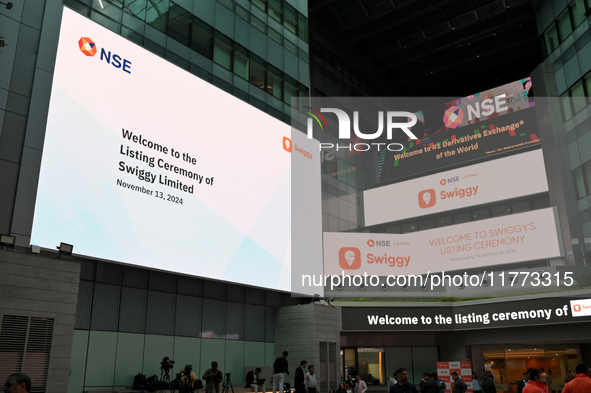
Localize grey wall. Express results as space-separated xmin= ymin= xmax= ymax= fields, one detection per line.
xmin=275 ymin=304 xmax=341 ymax=389
xmin=0 ymin=249 xmax=81 ymax=393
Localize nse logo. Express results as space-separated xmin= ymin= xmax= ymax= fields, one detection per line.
xmin=78 ymin=37 xmax=132 ymax=74
xmin=443 ymin=94 xmax=510 ymax=129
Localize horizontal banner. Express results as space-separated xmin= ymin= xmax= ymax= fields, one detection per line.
xmin=364 ymin=149 xmax=548 ymax=226
xmin=378 ymin=105 xmax=539 ymax=183
xmin=324 ymin=208 xmax=562 ymax=276
xmin=341 ymin=296 xmax=591 ymax=331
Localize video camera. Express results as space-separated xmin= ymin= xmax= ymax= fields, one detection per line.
xmin=184 ymin=364 xmax=193 ymax=374
xmin=161 ymin=356 xmax=175 ymax=370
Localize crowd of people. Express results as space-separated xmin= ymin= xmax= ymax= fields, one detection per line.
xmin=4 ymin=357 xmax=591 ymax=393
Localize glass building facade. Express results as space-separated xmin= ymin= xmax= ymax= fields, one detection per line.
xmin=63 ymin=0 xmax=310 ymax=123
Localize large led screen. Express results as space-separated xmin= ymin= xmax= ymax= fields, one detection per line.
xmin=324 ymin=208 xmax=562 ymax=277
xmin=364 ymin=150 xmax=549 ymax=226
xmin=377 ymin=79 xmax=537 ymax=183
xmin=31 ymin=7 xmax=320 ymax=292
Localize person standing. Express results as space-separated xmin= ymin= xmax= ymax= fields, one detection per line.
xmin=471 ymin=373 xmax=482 ymax=393
xmin=295 ymin=361 xmax=308 ymax=393
xmin=523 ymin=369 xmax=546 ymax=393
xmin=388 ymin=371 xmax=399 ymax=392
xmin=517 ymin=373 xmax=528 ymax=393
xmin=420 ymin=373 xmax=439 ymax=393
xmin=562 ymin=364 xmax=591 ymax=393
xmin=305 ymin=365 xmax=318 ymax=393
xmin=390 ymin=368 xmax=418 ymax=393
xmin=432 ymin=373 xmax=446 ymax=393
xmin=203 ymin=361 xmax=223 ymax=393
xmin=482 ymin=375 xmax=496 ymax=393
xmin=451 ymin=372 xmax=467 ymax=393
xmin=356 ymin=375 xmax=368 ymax=393
xmin=545 ymin=371 xmax=553 ymax=393
xmin=273 ymin=351 xmax=290 ymax=393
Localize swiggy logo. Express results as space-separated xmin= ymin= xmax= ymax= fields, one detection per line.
xmin=78 ymin=37 xmax=97 ymax=57
xmin=339 ymin=247 xmax=361 ymax=270
xmin=283 ymin=137 xmax=292 ymax=152
xmin=418 ymin=189 xmax=436 ymax=208
xmin=574 ymin=304 xmax=581 ymax=312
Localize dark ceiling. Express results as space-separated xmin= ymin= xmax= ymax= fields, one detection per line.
xmin=309 ymin=0 xmax=543 ymax=97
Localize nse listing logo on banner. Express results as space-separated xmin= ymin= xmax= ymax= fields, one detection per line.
xmin=324 ymin=208 xmax=562 ymax=276
xmin=364 ymin=149 xmax=548 ymax=226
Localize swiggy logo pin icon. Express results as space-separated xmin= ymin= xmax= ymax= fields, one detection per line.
xmin=418 ymin=189 xmax=436 ymax=209
xmin=574 ymin=304 xmax=582 ymax=312
xmin=79 ymin=37 xmax=97 ymax=57
xmin=283 ymin=137 xmax=292 ymax=152
xmin=339 ymin=247 xmax=361 ymax=270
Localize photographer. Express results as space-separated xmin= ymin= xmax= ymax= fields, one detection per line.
xmin=180 ymin=364 xmax=197 ymax=389
xmin=203 ymin=361 xmax=223 ymax=393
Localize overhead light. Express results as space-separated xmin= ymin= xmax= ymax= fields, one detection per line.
xmin=98 ymin=0 xmax=104 ymax=9
xmin=57 ymin=242 xmax=74 ymax=257
xmin=31 ymin=245 xmax=41 ymax=254
xmin=0 ymin=234 xmax=15 ymax=248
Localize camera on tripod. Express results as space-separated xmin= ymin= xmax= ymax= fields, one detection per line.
xmin=161 ymin=356 xmax=175 ymax=371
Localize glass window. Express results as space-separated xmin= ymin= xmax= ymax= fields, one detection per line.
xmin=284 ymin=3 xmax=297 ymax=34
xmin=233 ymin=45 xmax=250 ymax=80
xmin=511 ymin=200 xmax=531 ymax=213
xmin=146 ymin=0 xmax=170 ymax=32
xmin=283 ymin=74 xmax=297 ymax=105
xmin=213 ymin=32 xmax=233 ymax=70
xmin=571 ymin=0 xmax=587 ymax=27
xmin=236 ymin=5 xmax=249 ymax=21
xmin=544 ymin=24 xmax=559 ymax=54
xmin=299 ymin=83 xmax=309 ymax=99
xmin=418 ymin=218 xmax=435 ymax=230
xmin=562 ymin=91 xmax=573 ymax=121
xmin=167 ymin=4 xmax=191 ymax=45
xmin=268 ymin=0 xmax=282 ymax=23
xmin=218 ymin=0 xmax=234 ymax=10
xmin=472 ymin=208 xmax=491 ymax=221
xmin=571 ymin=79 xmax=587 ymax=114
xmin=386 ymin=225 xmax=401 ymax=233
xmin=268 ymin=28 xmax=282 ymax=44
xmin=453 ymin=212 xmax=471 ymax=224
xmin=252 ymin=0 xmax=266 ymax=11
xmin=245 ymin=304 xmax=265 ymax=341
xmin=401 ymin=222 xmax=417 ymax=233
xmin=191 ymin=17 xmax=214 ymax=59
xmin=557 ymin=9 xmax=573 ymax=41
xmin=491 ymin=204 xmax=511 ymax=217
xmin=249 ymin=54 xmax=266 ymax=91
xmin=575 ymin=167 xmax=586 ymax=199
xmin=201 ymin=299 xmax=226 ymax=338
xmin=267 ymin=64 xmax=282 ymax=99
xmin=284 ymin=39 xmax=297 ymax=54
xmin=124 ymin=0 xmax=147 ymax=20
xmin=251 ymin=16 xmax=266 ymax=33
xmin=225 ymin=302 xmax=245 ymax=340
xmin=435 ymin=215 xmax=453 ymax=227
xmin=298 ymin=13 xmax=308 ymax=42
